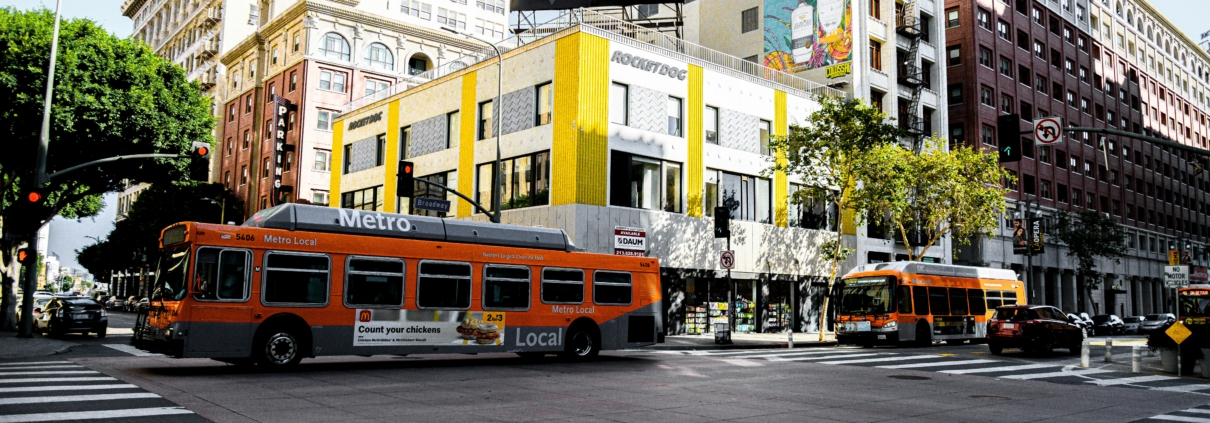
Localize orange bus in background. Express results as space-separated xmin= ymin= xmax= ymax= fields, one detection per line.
xmin=133 ymin=204 xmax=662 ymax=367
xmin=835 ymin=262 xmax=1024 ymax=347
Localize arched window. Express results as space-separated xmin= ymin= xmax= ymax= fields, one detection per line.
xmin=365 ymin=43 xmax=394 ymax=70
xmin=320 ymin=32 xmax=351 ymax=61
xmin=1126 ymin=10 xmax=1132 ymax=25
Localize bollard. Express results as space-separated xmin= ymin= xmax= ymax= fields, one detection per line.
xmin=1081 ymin=340 xmax=1091 ymax=368
xmin=1105 ymin=338 xmax=1113 ymax=363
xmin=1132 ymin=345 xmax=1142 ymax=374
xmin=787 ymin=331 xmax=794 ymax=349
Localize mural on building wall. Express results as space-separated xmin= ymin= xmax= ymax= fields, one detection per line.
xmin=763 ymin=0 xmax=853 ymax=73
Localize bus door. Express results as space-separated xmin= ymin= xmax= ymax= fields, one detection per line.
xmin=186 ymin=247 xmax=254 ymax=356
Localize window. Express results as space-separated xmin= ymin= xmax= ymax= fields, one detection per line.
xmin=1035 ymin=75 xmax=1047 ymax=94
xmin=947 ymin=45 xmax=961 ymax=66
xmin=481 ymin=265 xmax=530 ymax=310
xmin=977 ymin=9 xmax=990 ymax=30
xmin=978 ymin=47 xmax=992 ymax=68
xmin=365 ymin=43 xmax=394 ymax=70
xmin=479 ymin=100 xmax=494 ymax=140
xmin=1057 ymin=183 xmax=1069 ymax=203
xmin=594 ymin=271 xmax=632 ymax=305
xmin=446 ymin=111 xmax=460 ymax=148
xmin=949 ymin=288 xmax=968 ymax=315
xmin=240 ymin=165 xmax=248 ymax=185
xmin=365 ymin=79 xmax=389 ymax=97
xmin=946 ymin=8 xmax=959 ymax=27
xmin=317 ymin=110 xmax=332 ymax=131
xmin=289 ymin=72 xmax=297 ymax=92
xmin=292 ymin=33 xmax=300 ymax=52
xmin=668 ymin=97 xmax=683 ymax=136
xmin=243 ymin=130 xmax=251 ymax=149
xmin=1034 ymin=40 xmax=1045 ymax=59
xmin=610 ymin=82 xmax=628 ymax=125
xmin=536 ymin=82 xmax=553 ymax=126
xmin=1079 ymin=67 xmax=1088 ymax=83
xmin=341 ymin=185 xmax=384 ymax=211
xmin=1040 ymin=181 xmax=1051 ymax=199
xmin=375 ymin=134 xmax=386 ymax=167
xmin=609 ymin=151 xmax=682 ymax=213
xmin=1017 ymin=30 xmax=1029 ymax=50
xmin=969 ymin=290 xmax=987 ymax=315
xmin=542 ymin=268 xmax=584 ymax=304
xmin=320 ymin=32 xmax=351 ymax=61
xmin=319 ymin=71 xmax=345 ymax=92
xmin=262 ymin=252 xmax=330 ymax=305
xmin=999 ymin=56 xmax=1012 ymax=77
xmin=1031 ymin=6 xmax=1042 ymax=24
xmin=705 ymin=169 xmax=773 ymax=223
xmin=759 ymin=119 xmax=772 ymax=156
xmin=980 ymin=85 xmax=993 ymax=107
xmin=475 ymin=151 xmax=551 ymax=212
xmin=193 ymin=248 xmax=250 ymax=301
xmin=870 ymin=40 xmax=883 ymax=71
xmin=948 ymin=84 xmax=963 ymax=104
xmin=871 ymin=0 xmax=882 ymax=19
xmin=929 ymin=287 xmax=949 ymax=316
xmin=997 ymin=20 xmax=1009 ymax=40
xmin=741 ymin=7 xmax=758 ymax=33
xmin=705 ymin=106 xmax=719 ymax=144
xmin=245 ymin=95 xmax=252 ymax=113
xmin=913 ymin=286 xmax=929 ymax=316
xmin=436 ymin=8 xmax=466 ymax=29
xmin=344 ymin=257 xmax=404 ymax=307
xmin=271 ymin=47 xmax=279 ymax=66
xmin=1001 ymin=93 xmax=1013 ymax=113
xmin=262 ymin=157 xmax=270 ymax=178
xmin=416 ymin=261 xmax=472 ymax=309
xmin=312 ymin=191 xmax=329 ymax=206
xmin=228 ymin=105 xmax=235 ymax=122
xmin=981 ymin=125 xmax=995 ymax=146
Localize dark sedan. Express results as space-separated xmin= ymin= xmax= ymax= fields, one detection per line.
xmin=1091 ymin=314 xmax=1125 ymax=336
xmin=36 ymin=297 xmax=108 ymax=337
xmin=987 ymin=305 xmax=1085 ymax=355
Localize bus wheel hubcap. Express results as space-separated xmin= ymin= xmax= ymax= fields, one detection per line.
xmin=266 ymin=333 xmax=297 ymax=364
xmin=573 ymin=332 xmax=593 ymax=356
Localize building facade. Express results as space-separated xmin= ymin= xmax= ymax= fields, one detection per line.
xmin=331 ymin=11 xmax=847 ymax=335
xmin=216 ymin=0 xmax=507 ymax=217
xmin=946 ymin=0 xmax=1210 ymax=316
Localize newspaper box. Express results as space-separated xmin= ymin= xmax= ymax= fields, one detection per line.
xmin=714 ymin=322 xmax=731 ymax=344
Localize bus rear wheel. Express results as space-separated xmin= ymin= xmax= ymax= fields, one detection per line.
xmin=560 ymin=327 xmax=599 ymax=360
xmin=256 ymin=328 xmax=303 ymax=367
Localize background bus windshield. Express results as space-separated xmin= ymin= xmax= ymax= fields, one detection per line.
xmin=840 ymin=277 xmax=893 ymax=315
xmin=1180 ymin=293 xmax=1210 ymax=316
xmin=154 ymin=249 xmax=190 ymax=301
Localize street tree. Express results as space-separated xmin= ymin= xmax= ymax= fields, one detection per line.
xmin=0 ymin=8 xmax=214 ymax=330
xmin=1052 ymin=209 xmax=1128 ymax=314
xmin=766 ymin=95 xmax=902 ymax=341
xmin=860 ymin=137 xmax=1013 ymax=261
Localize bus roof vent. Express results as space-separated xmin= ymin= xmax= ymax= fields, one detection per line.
xmin=445 ymin=219 xmax=570 ymax=251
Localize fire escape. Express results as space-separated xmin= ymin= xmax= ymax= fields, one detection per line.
xmin=896 ymin=0 xmax=925 ymax=150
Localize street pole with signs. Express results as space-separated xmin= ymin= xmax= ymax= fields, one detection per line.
xmin=1165 ymin=265 xmax=1189 ymax=375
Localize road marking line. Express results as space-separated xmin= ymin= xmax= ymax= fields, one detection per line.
xmin=0 ymin=407 xmax=193 ymax=423
xmin=102 ymin=344 xmax=162 ymax=357
xmin=0 ymin=361 xmax=69 ymax=367
xmin=0 ymin=365 xmax=83 ymax=371
xmin=998 ymin=368 xmax=1113 ymax=380
xmin=0 ymin=370 xmax=98 ymax=376
xmin=690 ymin=348 xmax=863 ymax=357
xmin=0 ymin=377 xmax=117 ymax=384
xmin=0 ymin=392 xmax=160 ymax=405
xmin=876 ymin=359 xmax=999 ymax=369
xmin=1150 ymin=415 xmax=1210 ymax=423
xmin=719 ymin=359 xmax=764 ymax=367
xmin=939 ymin=363 xmax=1061 ymax=374
xmin=1181 ymin=409 xmax=1210 ymax=414
xmin=1084 ymin=375 xmax=1178 ymax=386
xmin=818 ymin=355 xmax=937 ymax=365
xmin=739 ymin=350 xmax=869 ymax=360
xmin=1150 ymin=384 xmax=1210 ymax=393
xmin=0 ymin=384 xmax=139 ymax=394
xmin=772 ymin=353 xmax=886 ymax=362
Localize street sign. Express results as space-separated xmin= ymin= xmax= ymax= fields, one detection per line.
xmin=614 ymin=226 xmax=646 ymax=257
xmin=1166 ymin=265 xmax=1190 ymax=288
xmin=1167 ymin=321 xmax=1192 ymax=344
xmin=720 ymin=250 xmax=735 ymax=270
xmin=1170 ymin=249 xmax=1182 ymax=265
xmin=413 ymin=197 xmax=450 ymax=213
xmin=1033 ymin=117 xmax=1063 ymax=145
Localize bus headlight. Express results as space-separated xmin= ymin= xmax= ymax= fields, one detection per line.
xmin=881 ymin=321 xmax=897 ymax=330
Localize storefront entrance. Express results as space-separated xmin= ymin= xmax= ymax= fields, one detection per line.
xmin=666 ymin=271 xmax=827 ymax=335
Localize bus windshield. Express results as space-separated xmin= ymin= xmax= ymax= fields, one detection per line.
xmin=839 ymin=276 xmax=893 ymax=315
xmin=1179 ymin=291 xmax=1210 ymax=316
xmin=153 ymin=248 xmax=190 ymax=301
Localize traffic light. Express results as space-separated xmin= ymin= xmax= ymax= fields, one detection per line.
xmin=189 ymin=141 xmax=211 ymax=182
xmin=713 ymin=206 xmax=730 ymax=238
xmin=16 ymin=248 xmax=34 ymax=266
xmin=397 ymin=160 xmax=415 ymax=197
xmin=997 ymin=114 xmax=1022 ymax=163
xmin=21 ymin=187 xmax=45 ymax=204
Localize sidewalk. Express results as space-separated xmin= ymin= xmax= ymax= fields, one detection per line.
xmin=646 ymin=331 xmax=836 ymax=350
xmin=0 ymin=330 xmax=76 ymax=360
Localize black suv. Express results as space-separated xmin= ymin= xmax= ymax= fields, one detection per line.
xmin=37 ymin=297 xmax=108 ymax=337
xmin=987 ymin=305 xmax=1084 ymax=355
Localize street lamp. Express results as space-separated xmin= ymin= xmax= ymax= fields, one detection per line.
xmin=441 ymin=26 xmax=503 ymax=224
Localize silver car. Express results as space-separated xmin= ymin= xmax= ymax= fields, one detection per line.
xmin=1139 ymin=313 xmax=1176 ymax=334
xmin=1122 ymin=316 xmax=1145 ymax=334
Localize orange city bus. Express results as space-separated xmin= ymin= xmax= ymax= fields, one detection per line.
xmin=835 ymin=262 xmax=1024 ymax=346
xmin=133 ymin=204 xmax=662 ymax=367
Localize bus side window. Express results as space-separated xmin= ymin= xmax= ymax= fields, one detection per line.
xmin=928 ymin=287 xmax=949 ymax=316
xmin=1002 ymin=290 xmax=1018 ymax=305
xmin=195 ymin=248 xmax=250 ymax=301
xmin=594 ymin=271 xmax=632 ymax=305
xmin=263 ymin=252 xmax=330 ymax=306
xmin=542 ymin=268 xmax=584 ymax=304
xmin=912 ymin=286 xmax=929 ymax=316
xmin=948 ymin=288 xmax=968 ymax=315
xmin=345 ymin=256 xmax=405 ymax=308
xmin=483 ymin=264 xmax=530 ymax=310
xmin=416 ymin=261 xmax=472 ymax=309
xmin=194 ymin=248 xmax=220 ymax=300
xmin=968 ymin=289 xmax=987 ymax=315
xmin=896 ymin=285 xmax=912 ymax=315
xmin=986 ymin=291 xmax=1003 ymax=310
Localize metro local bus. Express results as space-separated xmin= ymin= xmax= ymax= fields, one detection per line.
xmin=133 ymin=204 xmax=662 ymax=366
xmin=836 ymin=262 xmax=1024 ymax=346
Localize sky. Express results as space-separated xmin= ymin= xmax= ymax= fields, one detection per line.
xmin=0 ymin=0 xmax=1206 ymax=275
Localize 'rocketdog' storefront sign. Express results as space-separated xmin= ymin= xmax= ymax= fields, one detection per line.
xmin=611 ymin=50 xmax=688 ymax=80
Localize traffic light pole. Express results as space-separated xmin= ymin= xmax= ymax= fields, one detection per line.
xmin=411 ymin=178 xmax=495 ymax=217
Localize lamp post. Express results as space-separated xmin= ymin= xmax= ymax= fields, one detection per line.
xmin=441 ymin=27 xmax=503 ymax=224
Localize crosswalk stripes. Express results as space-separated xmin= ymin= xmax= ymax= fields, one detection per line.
xmin=1132 ymin=405 xmax=1210 ymax=422
xmin=0 ymin=359 xmax=204 ymax=423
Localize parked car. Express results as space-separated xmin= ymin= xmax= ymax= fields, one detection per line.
xmin=987 ymin=305 xmax=1085 ymax=355
xmin=1091 ymin=314 xmax=1125 ymax=335
xmin=1122 ymin=316 xmax=1146 ymax=334
xmin=1139 ymin=313 xmax=1177 ymax=334
xmin=123 ymin=296 xmax=141 ymax=312
xmin=133 ymin=297 xmax=150 ymax=311
xmin=105 ymin=296 xmax=125 ymax=310
xmin=16 ymin=297 xmax=52 ymax=321
xmin=1067 ymin=313 xmax=1093 ymax=336
xmin=36 ymin=297 xmax=107 ymax=337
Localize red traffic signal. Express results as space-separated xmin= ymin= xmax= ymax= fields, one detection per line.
xmin=397 ymin=160 xmax=415 ymax=198
xmin=191 ymin=141 xmax=211 ymax=158
xmin=25 ymin=190 xmax=44 ymax=203
xmin=16 ymin=248 xmax=34 ymax=265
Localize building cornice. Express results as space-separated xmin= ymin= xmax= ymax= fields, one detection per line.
xmin=121 ymin=0 xmax=148 ymax=18
xmin=1136 ymin=0 xmax=1210 ymax=65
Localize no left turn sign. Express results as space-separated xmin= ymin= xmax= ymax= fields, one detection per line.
xmin=1034 ymin=117 xmax=1064 ymax=145
xmin=720 ymin=251 xmax=735 ymax=270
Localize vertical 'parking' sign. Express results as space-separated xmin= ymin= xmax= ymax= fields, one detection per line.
xmin=272 ymin=95 xmax=292 ymax=205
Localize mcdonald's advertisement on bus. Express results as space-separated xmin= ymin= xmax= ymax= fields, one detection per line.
xmin=354 ymin=309 xmax=506 ymax=347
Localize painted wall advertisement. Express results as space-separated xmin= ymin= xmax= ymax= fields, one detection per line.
xmin=763 ymin=0 xmax=853 ymax=75
xmin=354 ymin=309 xmax=506 ymax=347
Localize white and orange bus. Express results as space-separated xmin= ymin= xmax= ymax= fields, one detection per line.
xmin=133 ymin=204 xmax=662 ymax=366
xmin=835 ymin=262 xmax=1024 ymax=346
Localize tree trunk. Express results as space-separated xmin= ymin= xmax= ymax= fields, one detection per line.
xmin=818 ymin=226 xmax=843 ymax=342
xmin=0 ymin=242 xmax=20 ymax=332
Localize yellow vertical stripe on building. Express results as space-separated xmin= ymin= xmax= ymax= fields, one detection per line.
xmin=383 ymin=100 xmax=401 ymax=213
xmin=552 ymin=32 xmax=609 ymax=206
xmin=773 ymin=90 xmax=788 ymax=227
xmin=686 ymin=65 xmax=704 ymax=218
xmin=329 ymin=120 xmax=345 ymax=208
xmin=457 ymin=72 xmax=478 ymax=217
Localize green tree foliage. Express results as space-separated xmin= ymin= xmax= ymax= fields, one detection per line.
xmin=1052 ymin=209 xmax=1128 ymax=314
xmin=77 ymin=183 xmax=242 ymax=283
xmin=766 ymin=95 xmax=902 ymax=341
xmin=0 ymin=8 xmax=214 ymax=330
xmin=860 ymin=137 xmax=1013 ymax=261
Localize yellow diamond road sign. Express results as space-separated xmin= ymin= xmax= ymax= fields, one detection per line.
xmin=1167 ymin=321 xmax=1193 ymax=344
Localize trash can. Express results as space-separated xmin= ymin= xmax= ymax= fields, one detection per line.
xmin=714 ymin=322 xmax=731 ymax=344
xmin=1160 ymin=348 xmax=1178 ymax=373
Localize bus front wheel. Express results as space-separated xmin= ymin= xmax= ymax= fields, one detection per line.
xmin=256 ymin=328 xmax=303 ymax=367
xmin=560 ymin=326 xmax=600 ymax=360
